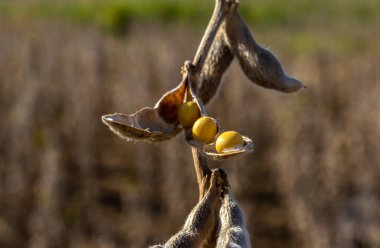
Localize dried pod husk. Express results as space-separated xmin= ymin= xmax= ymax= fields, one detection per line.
xmin=185 ymin=129 xmax=253 ymax=160
xmin=225 ymin=5 xmax=304 ymax=92
xmin=102 ymin=108 xmax=182 ymax=143
xmin=203 ymin=135 xmax=254 ymax=160
xmin=156 ymin=79 xmax=187 ymax=124
xmin=188 ymin=81 xmax=207 ymax=116
xmin=196 ymin=22 xmax=234 ymax=104
xmin=102 ymin=79 xmax=188 ymax=143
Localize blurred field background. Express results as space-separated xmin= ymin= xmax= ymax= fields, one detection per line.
xmin=1 ymin=0 xmax=380 ymax=247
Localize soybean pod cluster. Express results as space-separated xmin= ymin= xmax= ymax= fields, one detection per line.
xmin=178 ymin=101 xmax=245 ymax=154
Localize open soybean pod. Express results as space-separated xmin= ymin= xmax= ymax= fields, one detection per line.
xmin=225 ymin=4 xmax=304 ymax=93
xmin=184 ymin=85 xmax=254 ymax=160
xmin=186 ymin=128 xmax=254 ymax=160
xmin=203 ymin=135 xmax=254 ymax=161
xmin=102 ymin=108 xmax=182 ymax=143
xmin=102 ymin=80 xmax=187 ymax=143
xmin=195 ymin=22 xmax=234 ymax=104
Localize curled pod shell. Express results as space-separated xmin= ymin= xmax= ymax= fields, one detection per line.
xmin=203 ymin=135 xmax=254 ymax=161
xmin=225 ymin=5 xmax=304 ymax=93
xmin=185 ymin=128 xmax=254 ymax=161
xmin=102 ymin=80 xmax=187 ymax=143
xmin=102 ymin=108 xmax=182 ymax=143
xmin=156 ymin=79 xmax=187 ymax=124
xmin=196 ymin=23 xmax=234 ymax=104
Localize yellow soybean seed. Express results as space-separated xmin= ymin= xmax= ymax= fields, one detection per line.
xmin=192 ymin=116 xmax=218 ymax=143
xmin=178 ymin=101 xmax=200 ymax=128
xmin=215 ymin=131 xmax=244 ymax=153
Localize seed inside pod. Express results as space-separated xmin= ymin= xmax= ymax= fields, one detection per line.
xmin=215 ymin=131 xmax=244 ymax=153
xmin=178 ymin=101 xmax=201 ymax=128
xmin=192 ymin=116 xmax=218 ymax=143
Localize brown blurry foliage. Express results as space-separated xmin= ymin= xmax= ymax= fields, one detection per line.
xmin=0 ymin=19 xmax=379 ymax=248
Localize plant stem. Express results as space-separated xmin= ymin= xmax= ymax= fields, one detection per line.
xmin=191 ymin=146 xmax=211 ymax=200
xmin=189 ymin=0 xmax=234 ymax=198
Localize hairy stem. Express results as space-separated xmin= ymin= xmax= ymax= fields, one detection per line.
xmin=191 ymin=146 xmax=211 ymax=200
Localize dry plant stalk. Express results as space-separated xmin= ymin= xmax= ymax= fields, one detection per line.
xmin=102 ymin=0 xmax=303 ymax=247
